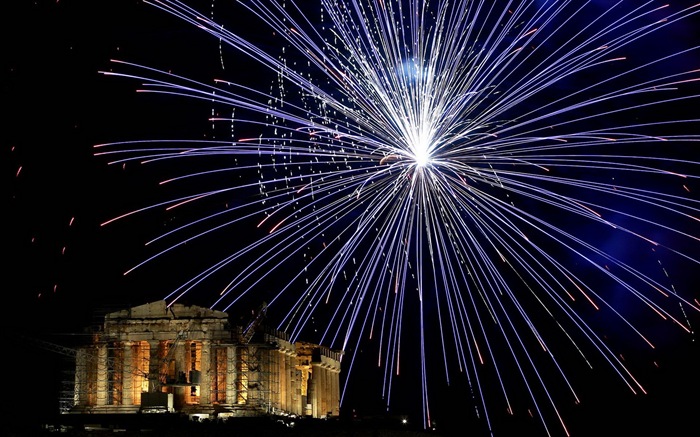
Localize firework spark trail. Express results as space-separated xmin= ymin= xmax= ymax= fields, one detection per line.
xmin=95 ymin=0 xmax=700 ymax=435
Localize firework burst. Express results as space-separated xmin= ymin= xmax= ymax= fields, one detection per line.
xmin=96 ymin=1 xmax=700 ymax=435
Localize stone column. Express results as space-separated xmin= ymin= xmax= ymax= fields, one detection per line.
xmin=286 ymin=355 xmax=293 ymax=415
xmin=226 ymin=345 xmax=236 ymax=404
xmin=174 ymin=340 xmax=186 ymax=381
xmin=75 ymin=348 xmax=88 ymax=407
xmin=200 ymin=340 xmax=211 ymax=405
xmin=320 ymin=366 xmax=328 ymax=417
xmin=308 ymin=366 xmax=317 ymax=418
xmin=291 ymin=356 xmax=301 ymax=416
xmin=122 ymin=341 xmax=134 ymax=406
xmin=277 ymin=351 xmax=287 ymax=413
xmin=332 ymin=366 xmax=340 ymax=416
xmin=96 ymin=344 xmax=108 ymax=406
xmin=173 ymin=340 xmax=186 ymax=408
xmin=147 ymin=340 xmax=161 ymax=392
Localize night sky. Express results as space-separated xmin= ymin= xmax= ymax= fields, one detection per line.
xmin=5 ymin=1 xmax=700 ymax=435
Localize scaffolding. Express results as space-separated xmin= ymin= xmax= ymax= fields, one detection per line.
xmin=26 ymin=301 xmax=340 ymax=420
xmin=65 ymin=329 xmax=286 ymax=417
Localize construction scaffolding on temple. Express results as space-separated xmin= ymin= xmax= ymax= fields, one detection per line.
xmin=57 ymin=300 xmax=341 ymax=421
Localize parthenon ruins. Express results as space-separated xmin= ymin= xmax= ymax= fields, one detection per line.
xmin=67 ymin=300 xmax=341 ymax=420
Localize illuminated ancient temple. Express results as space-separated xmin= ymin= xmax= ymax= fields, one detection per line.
xmin=68 ymin=301 xmax=341 ymax=420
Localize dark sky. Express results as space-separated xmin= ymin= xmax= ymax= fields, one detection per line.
xmin=5 ymin=1 xmax=700 ymax=435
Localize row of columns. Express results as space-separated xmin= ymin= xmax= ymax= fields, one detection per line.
xmin=309 ymin=362 xmax=341 ymax=418
xmin=74 ymin=337 xmax=339 ymax=418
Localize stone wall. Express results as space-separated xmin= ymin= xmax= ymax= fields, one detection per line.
xmin=69 ymin=301 xmax=341 ymax=420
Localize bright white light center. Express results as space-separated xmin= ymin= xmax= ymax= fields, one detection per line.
xmin=414 ymin=148 xmax=430 ymax=167
xmin=411 ymin=136 xmax=432 ymax=167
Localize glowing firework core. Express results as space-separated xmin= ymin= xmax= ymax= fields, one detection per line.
xmin=413 ymin=143 xmax=430 ymax=167
xmin=410 ymin=135 xmax=432 ymax=168
xmin=413 ymin=148 xmax=430 ymax=167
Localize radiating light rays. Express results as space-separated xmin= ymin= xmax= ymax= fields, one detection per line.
xmin=96 ymin=0 xmax=700 ymax=435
